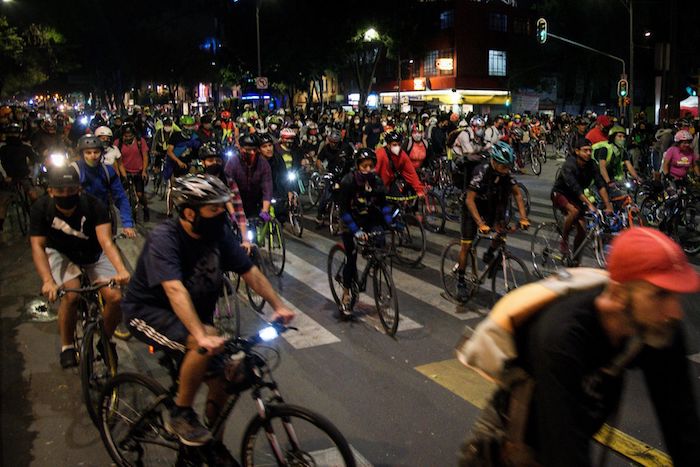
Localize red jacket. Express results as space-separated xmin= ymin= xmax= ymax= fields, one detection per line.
xmin=585 ymin=127 xmax=607 ymax=145
xmin=374 ymin=146 xmax=425 ymax=196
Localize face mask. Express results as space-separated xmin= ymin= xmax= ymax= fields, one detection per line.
xmin=192 ymin=211 xmax=226 ymax=239
xmin=84 ymin=157 xmax=99 ymax=167
xmin=269 ymin=124 xmax=278 ymax=131
xmin=381 ymin=120 xmax=387 ymax=127
xmin=412 ymin=133 xmax=422 ymax=142
xmin=354 ymin=170 xmax=372 ymax=186
xmin=354 ymin=118 xmax=360 ymax=124
xmin=204 ymin=163 xmax=222 ymax=176
xmin=164 ymin=126 xmax=173 ymax=132
xmin=475 ymin=128 xmax=485 ymax=138
xmin=614 ymin=138 xmax=626 ymax=149
xmin=54 ymin=193 xmax=79 ymax=210
xmin=390 ymin=145 xmax=401 ymax=156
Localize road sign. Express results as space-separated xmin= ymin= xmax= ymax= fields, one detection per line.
xmin=255 ymin=76 xmax=268 ymax=90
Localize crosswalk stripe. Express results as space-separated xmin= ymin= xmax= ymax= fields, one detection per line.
xmin=265 ymin=295 xmax=342 ymax=349
xmin=284 ymin=249 xmax=423 ymax=332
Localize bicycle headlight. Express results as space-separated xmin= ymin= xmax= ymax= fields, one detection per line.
xmin=258 ymin=325 xmax=279 ymax=342
xmin=226 ymin=150 xmax=233 ymax=158
xmin=49 ymin=153 xmax=67 ymax=167
xmin=246 ymin=230 xmax=254 ymax=241
xmin=80 ymin=116 xmax=88 ymax=126
xmin=287 ymin=171 xmax=297 ymax=182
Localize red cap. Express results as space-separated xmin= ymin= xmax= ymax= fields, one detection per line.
xmin=607 ymin=227 xmax=700 ymax=293
xmin=596 ymin=115 xmax=612 ymax=127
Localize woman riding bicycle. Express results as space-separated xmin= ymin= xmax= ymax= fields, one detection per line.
xmin=336 ymin=148 xmax=394 ymax=316
xmin=662 ymin=130 xmax=700 ymax=187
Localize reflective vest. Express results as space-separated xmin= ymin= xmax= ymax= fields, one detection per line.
xmin=592 ymin=141 xmax=624 ymax=180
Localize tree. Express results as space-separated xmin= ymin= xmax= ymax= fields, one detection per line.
xmin=348 ymin=27 xmax=392 ymax=108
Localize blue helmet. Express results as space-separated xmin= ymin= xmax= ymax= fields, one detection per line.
xmin=489 ymin=141 xmax=516 ymax=166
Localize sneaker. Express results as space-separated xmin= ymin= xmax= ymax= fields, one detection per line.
xmin=143 ymin=207 xmax=150 ymax=222
xmin=166 ymin=406 xmax=212 ymax=446
xmin=60 ymin=348 xmax=78 ymax=369
xmin=340 ymin=295 xmax=353 ymax=317
xmin=210 ymin=440 xmax=240 ymax=467
xmin=456 ymin=281 xmax=469 ymax=303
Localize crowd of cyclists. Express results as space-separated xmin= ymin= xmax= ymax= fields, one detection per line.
xmin=2 ymin=99 xmax=700 ymax=465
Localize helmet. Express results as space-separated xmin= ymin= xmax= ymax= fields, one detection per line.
xmin=198 ymin=142 xmax=221 ymax=159
xmin=608 ymin=125 xmax=626 ymax=137
xmin=384 ymin=131 xmax=402 ymax=144
xmin=77 ymin=134 xmax=104 ymax=152
xmin=172 ymin=174 xmax=231 ymax=209
xmin=4 ymin=122 xmax=22 ymax=135
xmin=121 ymin=122 xmax=136 ymax=135
xmin=328 ymin=129 xmax=342 ymax=143
xmin=355 ymin=148 xmax=376 ymax=166
xmin=162 ymin=117 xmax=173 ymax=126
xmin=469 ymin=116 xmax=485 ymax=127
xmin=280 ymin=128 xmax=296 ymax=141
xmin=674 ymin=130 xmax=693 ymax=143
xmin=510 ymin=127 xmax=525 ymax=140
xmin=220 ymin=110 xmax=231 ymax=120
xmin=239 ymin=134 xmax=258 ymax=148
xmin=200 ymin=114 xmax=212 ymax=125
xmin=257 ymin=132 xmax=274 ymax=146
xmin=94 ymin=126 xmax=113 ymax=138
xmin=514 ymin=114 xmax=522 ymax=121
xmin=489 ymin=141 xmax=516 ymax=166
xmin=458 ymin=119 xmax=469 ymax=128
xmin=179 ymin=115 xmax=196 ymax=126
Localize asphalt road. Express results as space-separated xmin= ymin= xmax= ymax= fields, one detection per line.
xmin=1 ymin=155 xmax=699 ymax=466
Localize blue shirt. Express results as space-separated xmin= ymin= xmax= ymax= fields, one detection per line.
xmin=73 ymin=159 xmax=134 ymax=228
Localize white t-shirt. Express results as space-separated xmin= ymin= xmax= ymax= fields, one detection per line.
xmin=102 ymin=146 xmax=121 ymax=166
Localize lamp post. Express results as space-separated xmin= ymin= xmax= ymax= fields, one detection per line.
xmin=618 ymin=0 xmax=633 ymax=126
xmin=255 ymin=0 xmax=262 ymax=78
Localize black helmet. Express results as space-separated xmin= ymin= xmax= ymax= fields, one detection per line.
xmin=355 ymin=148 xmax=376 ymax=166
xmin=172 ymin=174 xmax=231 ymax=209
xmin=200 ymin=114 xmax=212 ymax=125
xmin=162 ymin=117 xmax=173 ymax=126
xmin=4 ymin=122 xmax=22 ymax=135
xmin=47 ymin=165 xmax=80 ymax=188
xmin=239 ymin=133 xmax=258 ymax=148
xmin=257 ymin=132 xmax=274 ymax=146
xmin=198 ymin=142 xmax=221 ymax=159
xmin=77 ymin=134 xmax=103 ymax=152
xmin=121 ymin=122 xmax=136 ymax=135
xmin=384 ymin=131 xmax=402 ymax=144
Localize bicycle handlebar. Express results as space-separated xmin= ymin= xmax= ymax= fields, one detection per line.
xmin=58 ymin=279 xmax=116 ymax=297
xmin=197 ymin=320 xmax=297 ymax=355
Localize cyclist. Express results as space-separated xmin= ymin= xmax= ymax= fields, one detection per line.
xmin=451 ymin=117 xmax=487 ymax=184
xmin=29 ymin=165 xmax=130 ymax=368
xmin=164 ymin=116 xmax=201 ymax=215
xmin=484 ymin=116 xmax=506 ymax=146
xmin=374 ymin=131 xmax=425 ymax=198
xmin=0 ymin=123 xmax=38 ymax=232
xmin=218 ymin=110 xmax=238 ymax=147
xmin=362 ymin=112 xmax=383 ymax=149
xmin=455 ymin=142 xmax=529 ymax=302
xmin=224 ymin=134 xmax=273 ymax=221
xmin=94 ymin=126 xmax=122 ymax=170
xmin=336 ymin=148 xmax=394 ymax=315
xmin=196 ymin=114 xmax=216 ymax=145
xmin=661 ymin=130 xmax=700 ymax=183
xmin=260 ymin=132 xmax=292 ymax=223
xmin=585 ymin=114 xmax=612 ymax=145
xmin=593 ymin=126 xmax=642 ymax=191
xmin=115 ymin=123 xmax=150 ymax=222
xmin=315 ymin=130 xmax=354 ymax=225
xmin=552 ymin=137 xmax=613 ymax=257
xmin=151 ymin=116 xmax=176 ymax=179
xmin=122 ymin=174 xmax=294 ymax=453
xmin=403 ymin=124 xmax=433 ymax=171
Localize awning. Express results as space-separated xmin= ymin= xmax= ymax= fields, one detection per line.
xmin=379 ymin=89 xmax=509 ymax=106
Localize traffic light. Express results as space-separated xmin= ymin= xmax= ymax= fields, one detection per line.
xmin=536 ymin=18 xmax=547 ymax=44
xmin=617 ymin=79 xmax=629 ymax=98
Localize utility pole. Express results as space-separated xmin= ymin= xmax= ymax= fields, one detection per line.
xmin=397 ymin=52 xmax=401 ymax=112
xmin=255 ymin=0 xmax=262 ymax=78
xmin=628 ymin=0 xmax=634 ymax=125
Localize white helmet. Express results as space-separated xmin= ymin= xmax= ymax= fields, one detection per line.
xmin=94 ymin=126 xmax=113 ymax=137
xmin=458 ymin=119 xmax=469 ymax=128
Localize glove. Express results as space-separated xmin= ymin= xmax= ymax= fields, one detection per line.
xmin=518 ymin=218 xmax=530 ymax=230
xmin=354 ymin=230 xmax=367 ymax=242
xmin=478 ymin=223 xmax=491 ymax=234
xmin=259 ymin=211 xmax=271 ymax=223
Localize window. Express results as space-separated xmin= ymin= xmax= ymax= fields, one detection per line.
xmin=423 ymin=49 xmax=454 ymax=76
xmin=488 ymin=13 xmax=508 ymax=32
xmin=440 ymin=10 xmax=454 ymax=29
xmin=488 ymin=50 xmax=507 ymax=76
xmin=512 ymin=17 xmax=530 ymax=35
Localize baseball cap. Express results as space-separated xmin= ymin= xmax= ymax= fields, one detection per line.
xmin=47 ymin=165 xmax=80 ymax=188
xmin=607 ymin=227 xmax=700 ymax=293
xmin=572 ymin=137 xmax=593 ymax=149
xmin=596 ymin=115 xmax=612 ymax=127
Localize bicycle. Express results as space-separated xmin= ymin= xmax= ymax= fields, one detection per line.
xmin=504 ymin=181 xmax=531 ymax=225
xmin=98 ymin=322 xmax=357 ymax=466
xmin=327 ymin=230 xmax=400 ymax=336
xmin=286 ymin=171 xmax=304 ymax=238
xmin=530 ymin=210 xmax=611 ymax=278
xmin=387 ymin=196 xmax=427 ymax=267
xmin=441 ymin=228 xmax=531 ymax=306
xmin=124 ymin=174 xmax=142 ymax=224
xmin=250 ymin=201 xmax=286 ymax=276
xmin=59 ymin=277 xmax=119 ymax=428
xmin=213 ymin=273 xmax=241 ymax=339
xmin=4 ymin=179 xmax=31 ymax=236
xmin=416 ymin=166 xmax=447 ymax=233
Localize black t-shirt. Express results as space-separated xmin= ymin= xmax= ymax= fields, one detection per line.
xmin=29 ymin=193 xmax=110 ymax=265
xmin=0 ymin=141 xmax=35 ymax=179
xmin=468 ymin=161 xmax=516 ymax=214
xmin=363 ymin=122 xmax=383 ymax=148
xmin=123 ymin=219 xmax=253 ymax=321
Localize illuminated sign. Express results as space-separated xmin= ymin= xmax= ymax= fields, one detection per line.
xmin=414 ymin=78 xmax=427 ymax=91
xmin=436 ymin=58 xmax=454 ymax=71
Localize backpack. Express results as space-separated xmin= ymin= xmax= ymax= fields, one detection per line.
xmin=455 ymin=268 xmax=643 ymax=467
xmin=447 ymin=128 xmax=465 ymax=148
xmin=385 ymin=149 xmax=412 ymax=199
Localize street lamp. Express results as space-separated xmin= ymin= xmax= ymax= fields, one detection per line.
xmin=618 ymin=0 xmax=633 ymax=126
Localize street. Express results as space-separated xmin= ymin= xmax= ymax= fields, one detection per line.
xmin=2 ymin=156 xmax=699 ymax=467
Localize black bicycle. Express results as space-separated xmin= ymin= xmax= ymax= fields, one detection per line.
xmin=4 ymin=179 xmax=31 ymax=236
xmin=98 ymin=322 xmax=357 ymax=466
xmin=327 ymin=231 xmax=400 ymax=335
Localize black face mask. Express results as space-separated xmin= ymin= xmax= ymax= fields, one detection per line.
xmin=204 ymin=163 xmax=223 ymax=176
xmin=354 ymin=170 xmax=373 ymax=187
xmin=54 ymin=193 xmax=80 ymax=210
xmin=192 ymin=212 xmax=226 ymax=239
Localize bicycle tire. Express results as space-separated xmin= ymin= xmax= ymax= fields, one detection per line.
xmin=490 ymin=253 xmax=531 ymax=305
xmin=418 ymin=190 xmax=446 ymax=233
xmin=443 ymin=187 xmax=462 ymax=222
xmin=246 ymin=247 xmax=267 ymax=313
xmin=530 ymin=222 xmax=566 ymax=279
xmin=99 ymin=372 xmax=178 ymax=467
xmin=393 ymin=214 xmax=426 ymax=266
xmin=214 ymin=274 xmax=241 ymax=339
xmin=308 ymin=174 xmax=321 ymax=207
xmin=329 ymin=201 xmax=341 ymax=236
xmin=440 ymin=240 xmax=464 ymax=301
xmin=540 ymin=141 xmax=547 ymax=163
xmin=678 ymin=203 xmax=700 ymax=256
xmin=531 ymin=153 xmax=542 ymax=176
xmin=12 ymin=198 xmax=29 ymax=236
xmin=288 ymin=192 xmax=304 ymax=238
xmin=372 ymin=261 xmax=399 ymax=336
xmin=80 ymin=321 xmax=118 ymax=428
xmin=240 ymin=403 xmax=356 ymax=467
xmin=266 ymin=219 xmax=286 ymax=276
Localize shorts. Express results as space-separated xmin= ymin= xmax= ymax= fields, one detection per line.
xmin=551 ymin=191 xmax=586 ymax=218
xmin=460 ymin=198 xmax=495 ymax=242
xmin=46 ymin=249 xmax=117 ymax=286
xmin=124 ymin=304 xmax=188 ymax=355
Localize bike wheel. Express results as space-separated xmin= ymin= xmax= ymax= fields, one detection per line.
xmin=328 ymin=202 xmax=341 ymax=236
xmin=246 ymin=247 xmax=267 ymax=313
xmin=531 ymin=153 xmax=542 ymax=176
xmin=214 ymin=274 xmax=241 ymax=339
xmin=490 ymin=253 xmax=531 ymax=305
xmin=678 ymin=204 xmax=700 ymax=256
xmin=11 ymin=198 xmax=29 ymax=236
xmin=266 ymin=219 xmax=286 ymax=276
xmin=99 ymin=373 xmax=178 ymax=467
xmin=540 ymin=142 xmax=547 ymax=163
xmin=530 ymin=222 xmax=566 ymax=279
xmin=440 ymin=240 xmax=464 ymax=301
xmin=392 ymin=214 xmax=426 ymax=266
xmin=418 ymin=191 xmax=446 ymax=233
xmin=241 ymin=403 xmax=356 ymax=467
xmin=592 ymin=230 xmax=611 ymax=268
xmin=80 ymin=321 xmax=118 ymax=428
xmin=327 ymin=244 xmax=347 ymax=307
xmin=372 ymin=262 xmax=399 ymax=336
xmin=639 ymin=197 xmax=660 ymax=227
xmin=113 ymin=323 xmax=132 ymax=341
xmin=288 ymin=192 xmax=304 ymax=238
xmin=308 ymin=174 xmax=321 ymax=207
xmin=443 ymin=188 xmax=462 ymax=222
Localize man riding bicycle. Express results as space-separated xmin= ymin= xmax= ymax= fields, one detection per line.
xmin=29 ymin=165 xmax=130 ymax=368
xmin=0 ymin=123 xmax=38 ymax=232
xmin=115 ymin=122 xmax=150 ymax=222
xmin=455 ymin=142 xmax=529 ymax=302
xmin=122 ymin=174 xmax=294 ymax=454
xmin=224 ymin=134 xmax=273 ymax=222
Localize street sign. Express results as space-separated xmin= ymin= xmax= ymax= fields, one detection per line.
xmin=255 ymin=76 xmax=268 ymax=90
xmin=536 ymin=18 xmax=548 ymax=44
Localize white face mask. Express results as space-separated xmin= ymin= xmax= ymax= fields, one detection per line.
xmin=412 ymin=133 xmax=422 ymax=142
xmin=354 ymin=118 xmax=360 ymax=124
xmin=390 ymin=145 xmax=401 ymax=156
xmin=164 ymin=126 xmax=172 ymax=132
